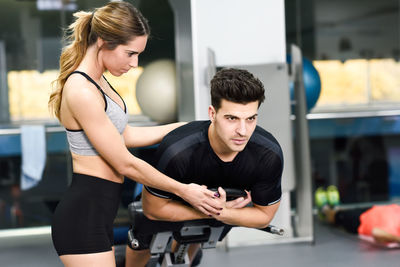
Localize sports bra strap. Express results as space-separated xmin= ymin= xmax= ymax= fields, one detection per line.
xmin=68 ymin=71 xmax=107 ymax=111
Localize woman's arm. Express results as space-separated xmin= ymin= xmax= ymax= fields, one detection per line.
xmin=66 ymin=83 xmax=221 ymax=214
xmin=123 ymin=122 xmax=186 ymax=148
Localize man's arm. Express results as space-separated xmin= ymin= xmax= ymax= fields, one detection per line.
xmin=214 ymin=203 xmax=280 ymax=229
xmin=143 ymin=186 xmax=278 ymax=229
xmin=142 ymin=187 xmax=252 ymax=221
xmin=142 ymin=187 xmax=209 ymax=221
xmin=211 ymin=187 xmax=280 ymax=229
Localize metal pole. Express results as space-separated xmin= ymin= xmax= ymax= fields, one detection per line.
xmin=0 ymin=41 xmax=10 ymax=123
xmin=291 ymin=44 xmax=314 ymax=241
xmin=295 ymin=0 xmax=302 ymax=47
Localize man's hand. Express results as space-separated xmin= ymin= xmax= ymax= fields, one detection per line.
xmin=178 ymin=183 xmax=223 ymax=215
xmin=226 ymin=190 xmax=252 ymax=209
xmin=213 ymin=187 xmax=251 ymax=209
xmin=210 ymin=187 xmax=280 ymax=228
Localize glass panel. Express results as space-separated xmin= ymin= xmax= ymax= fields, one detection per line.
xmin=309 ymin=116 xmax=400 ymax=203
xmin=286 ymin=0 xmax=400 ymax=205
xmin=313 ymin=0 xmax=400 ymax=111
xmin=0 ymin=0 xmax=151 ymax=121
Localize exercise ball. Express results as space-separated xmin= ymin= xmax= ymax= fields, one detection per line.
xmin=136 ymin=59 xmax=177 ymax=123
xmin=287 ymin=55 xmax=321 ymax=111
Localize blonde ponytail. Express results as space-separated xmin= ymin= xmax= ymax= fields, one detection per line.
xmin=49 ymin=11 xmax=94 ymax=120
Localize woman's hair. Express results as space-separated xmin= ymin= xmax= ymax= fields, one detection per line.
xmin=49 ymin=1 xmax=150 ymax=119
xmin=210 ymin=68 xmax=265 ymax=110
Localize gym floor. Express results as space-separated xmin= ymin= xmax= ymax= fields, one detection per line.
xmin=0 ymin=219 xmax=399 ymax=267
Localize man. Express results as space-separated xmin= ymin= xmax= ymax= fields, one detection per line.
xmin=125 ymin=68 xmax=284 ymax=266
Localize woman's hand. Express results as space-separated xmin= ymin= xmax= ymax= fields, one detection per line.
xmin=210 ymin=187 xmax=251 ymax=224
xmin=209 ymin=187 xmax=231 ymax=223
xmin=178 ymin=183 xmax=223 ymax=215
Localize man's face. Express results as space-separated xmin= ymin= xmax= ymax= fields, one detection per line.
xmin=209 ymin=99 xmax=259 ymax=155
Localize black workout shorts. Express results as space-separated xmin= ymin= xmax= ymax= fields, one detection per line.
xmin=51 ymin=173 xmax=122 ymax=256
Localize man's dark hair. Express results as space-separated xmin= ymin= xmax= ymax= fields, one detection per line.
xmin=210 ymin=68 xmax=265 ymax=110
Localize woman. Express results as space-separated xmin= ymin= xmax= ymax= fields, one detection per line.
xmin=316 ymin=187 xmax=400 ymax=245
xmin=49 ymin=2 xmax=221 ymax=266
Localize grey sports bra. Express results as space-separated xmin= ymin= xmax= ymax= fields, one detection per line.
xmin=65 ymin=71 xmax=129 ymax=156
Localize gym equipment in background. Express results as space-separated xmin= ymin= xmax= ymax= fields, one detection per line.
xmin=136 ymin=59 xmax=178 ymax=124
xmin=287 ymin=55 xmax=321 ymax=111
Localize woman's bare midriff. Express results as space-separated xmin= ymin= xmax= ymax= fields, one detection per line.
xmin=71 ymin=152 xmax=124 ymax=184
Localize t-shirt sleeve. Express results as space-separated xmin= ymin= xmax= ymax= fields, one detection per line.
xmin=250 ymin=152 xmax=283 ymax=206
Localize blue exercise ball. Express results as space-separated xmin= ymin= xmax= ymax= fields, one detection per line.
xmin=287 ymin=55 xmax=321 ymax=111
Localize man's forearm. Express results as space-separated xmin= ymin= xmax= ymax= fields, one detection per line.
xmin=142 ymin=190 xmax=209 ymax=221
xmin=215 ymin=203 xmax=279 ymax=229
xmin=145 ymin=200 xmax=208 ymax=221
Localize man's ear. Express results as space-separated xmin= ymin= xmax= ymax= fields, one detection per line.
xmin=208 ymin=105 xmax=216 ymax=121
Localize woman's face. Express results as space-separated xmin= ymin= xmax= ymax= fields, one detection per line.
xmin=101 ymin=35 xmax=148 ymax=76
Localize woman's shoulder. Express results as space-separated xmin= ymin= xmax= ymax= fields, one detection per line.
xmin=64 ymin=71 xmax=95 ymax=91
xmin=63 ymin=72 xmax=102 ymax=105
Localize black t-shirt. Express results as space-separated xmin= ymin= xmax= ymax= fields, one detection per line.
xmin=146 ymin=121 xmax=283 ymax=206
